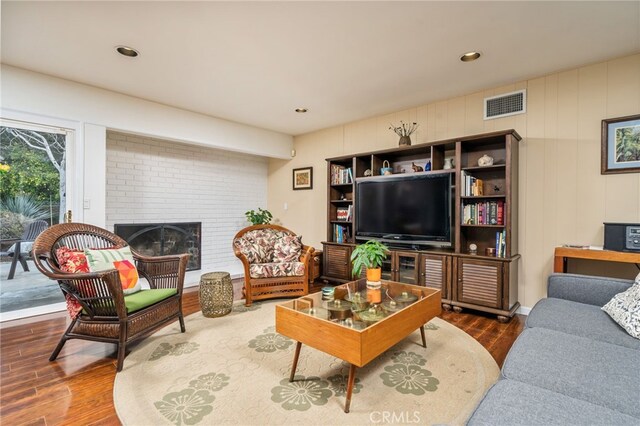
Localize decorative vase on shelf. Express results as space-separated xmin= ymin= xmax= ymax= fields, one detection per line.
xmin=443 ymin=158 xmax=454 ymax=169
xmin=399 ymin=136 xmax=412 ymax=147
xmin=478 ymin=154 xmax=494 ymax=167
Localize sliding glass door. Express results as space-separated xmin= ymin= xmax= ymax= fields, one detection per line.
xmin=0 ymin=118 xmax=75 ymax=318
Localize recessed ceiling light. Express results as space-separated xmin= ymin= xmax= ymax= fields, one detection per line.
xmin=116 ymin=46 xmax=139 ymax=58
xmin=295 ymin=108 xmax=308 ymax=113
xmin=460 ymin=51 xmax=481 ymax=62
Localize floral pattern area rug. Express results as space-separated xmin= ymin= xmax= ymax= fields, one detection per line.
xmin=114 ymin=302 xmax=499 ymax=426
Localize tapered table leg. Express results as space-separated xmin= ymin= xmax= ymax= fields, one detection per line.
xmin=289 ymin=341 xmax=302 ymax=382
xmin=344 ymin=364 xmax=357 ymax=413
xmin=420 ymin=325 xmax=427 ymax=348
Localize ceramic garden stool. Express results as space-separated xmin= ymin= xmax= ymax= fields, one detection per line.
xmin=199 ymin=272 xmax=234 ymax=317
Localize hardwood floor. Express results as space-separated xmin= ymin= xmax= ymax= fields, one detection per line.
xmin=0 ymin=288 xmax=525 ymax=425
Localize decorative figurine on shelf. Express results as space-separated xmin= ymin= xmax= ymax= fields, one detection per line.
xmin=478 ymin=154 xmax=494 ymax=167
xmin=425 ymin=160 xmax=431 ymax=171
xmin=443 ymin=158 xmax=454 ymax=169
xmin=469 ymin=243 xmax=478 ymax=255
xmin=411 ymin=162 xmax=423 ymax=172
xmin=380 ymin=160 xmax=393 ymax=175
xmin=389 ymin=121 xmax=419 ymax=147
xmin=364 ymin=169 xmax=372 ymax=177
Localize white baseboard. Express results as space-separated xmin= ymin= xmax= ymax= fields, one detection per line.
xmin=0 ymin=266 xmax=245 ymax=324
xmin=517 ymin=305 xmax=531 ymax=316
xmin=183 ymin=268 xmax=244 ymax=289
xmin=0 ymin=302 xmax=66 ymax=324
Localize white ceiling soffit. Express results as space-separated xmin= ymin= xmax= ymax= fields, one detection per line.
xmin=2 ymin=1 xmax=639 ymax=136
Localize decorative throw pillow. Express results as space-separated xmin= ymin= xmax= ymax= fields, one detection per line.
xmin=56 ymin=247 xmax=90 ymax=274
xmin=602 ymin=281 xmax=640 ymax=339
xmin=55 ymin=247 xmax=90 ymax=319
xmin=273 ymin=235 xmax=302 ymax=262
xmin=85 ymin=246 xmax=141 ymax=295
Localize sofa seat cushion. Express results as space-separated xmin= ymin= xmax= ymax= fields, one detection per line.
xmin=467 ymin=379 xmax=640 ymax=426
xmin=526 ymin=298 xmax=640 ymax=350
xmin=249 ymin=262 xmax=305 ymax=279
xmin=124 ymin=289 xmax=177 ymax=313
xmin=502 ymin=327 xmax=640 ymax=418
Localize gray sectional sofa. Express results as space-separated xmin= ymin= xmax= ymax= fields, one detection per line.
xmin=468 ymin=273 xmax=640 ymax=425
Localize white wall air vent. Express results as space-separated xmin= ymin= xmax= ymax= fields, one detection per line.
xmin=483 ymin=89 xmax=526 ymax=120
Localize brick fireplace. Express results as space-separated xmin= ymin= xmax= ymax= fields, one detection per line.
xmin=105 ymin=131 xmax=268 ymax=279
xmin=114 ymin=222 xmax=202 ymax=271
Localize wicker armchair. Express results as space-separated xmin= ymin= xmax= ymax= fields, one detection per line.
xmin=32 ymin=223 xmax=189 ymax=372
xmin=233 ymin=224 xmax=313 ymax=306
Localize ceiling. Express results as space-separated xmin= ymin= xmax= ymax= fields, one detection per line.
xmin=2 ymin=1 xmax=639 ymax=136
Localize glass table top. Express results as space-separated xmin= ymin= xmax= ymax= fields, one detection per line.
xmin=278 ymin=279 xmax=428 ymax=331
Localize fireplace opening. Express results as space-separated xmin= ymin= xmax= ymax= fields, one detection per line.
xmin=114 ymin=222 xmax=201 ymax=271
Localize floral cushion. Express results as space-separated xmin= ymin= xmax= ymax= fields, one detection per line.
xmin=249 ymin=262 xmax=305 ymax=279
xmin=602 ymin=279 xmax=640 ymax=339
xmin=55 ymin=247 xmax=90 ymax=319
xmin=234 ymin=236 xmax=265 ymax=264
xmin=56 ymin=247 xmax=90 ymax=274
xmin=234 ymin=229 xmax=293 ymax=264
xmin=273 ymin=235 xmax=302 ymax=262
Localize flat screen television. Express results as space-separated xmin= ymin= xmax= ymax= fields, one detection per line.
xmin=355 ymin=173 xmax=451 ymax=246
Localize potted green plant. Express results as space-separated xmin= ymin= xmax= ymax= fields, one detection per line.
xmin=350 ymin=240 xmax=389 ymax=281
xmin=245 ymin=208 xmax=273 ymax=225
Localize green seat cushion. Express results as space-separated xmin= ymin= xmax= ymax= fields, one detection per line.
xmin=124 ymin=289 xmax=177 ymax=313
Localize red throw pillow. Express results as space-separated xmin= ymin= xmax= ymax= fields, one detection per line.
xmin=55 ymin=247 xmax=90 ymax=319
xmin=56 ymin=247 xmax=90 ymax=274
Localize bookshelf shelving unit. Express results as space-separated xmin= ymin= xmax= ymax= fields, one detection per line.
xmin=321 ymin=129 xmax=521 ymax=321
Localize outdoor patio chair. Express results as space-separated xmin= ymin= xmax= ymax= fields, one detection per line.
xmin=233 ymin=224 xmax=313 ymax=306
xmin=0 ymin=219 xmax=49 ymax=280
xmin=32 ymin=222 xmax=189 ymax=372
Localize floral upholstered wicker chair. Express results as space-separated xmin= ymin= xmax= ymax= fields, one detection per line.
xmin=32 ymin=223 xmax=189 ymax=372
xmin=233 ymin=224 xmax=314 ymax=306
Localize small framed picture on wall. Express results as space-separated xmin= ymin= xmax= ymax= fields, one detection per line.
xmin=601 ymin=114 xmax=640 ymax=174
xmin=293 ymin=167 xmax=313 ymax=190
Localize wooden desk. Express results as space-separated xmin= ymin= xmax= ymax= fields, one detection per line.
xmin=553 ymin=247 xmax=640 ymax=273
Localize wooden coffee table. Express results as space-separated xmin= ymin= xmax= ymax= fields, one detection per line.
xmin=275 ymin=279 xmax=441 ymax=413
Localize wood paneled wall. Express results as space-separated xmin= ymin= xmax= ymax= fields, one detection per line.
xmin=268 ymin=53 xmax=640 ymax=309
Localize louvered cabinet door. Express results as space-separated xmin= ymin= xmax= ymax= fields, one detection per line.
xmin=455 ymin=258 xmax=503 ymax=309
xmin=419 ymin=254 xmax=450 ymax=300
xmin=322 ymin=244 xmax=352 ymax=281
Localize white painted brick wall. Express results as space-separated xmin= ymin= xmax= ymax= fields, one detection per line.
xmin=105 ymin=131 xmax=267 ymax=279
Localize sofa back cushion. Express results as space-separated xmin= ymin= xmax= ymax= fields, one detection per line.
xmin=273 ymin=235 xmax=302 ymax=262
xmin=234 ymin=228 xmax=294 ymax=264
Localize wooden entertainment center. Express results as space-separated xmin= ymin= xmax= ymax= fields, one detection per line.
xmin=321 ymin=130 xmax=521 ymax=321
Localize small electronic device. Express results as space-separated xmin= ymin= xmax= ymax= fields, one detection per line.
xmin=603 ymin=223 xmax=640 ymax=252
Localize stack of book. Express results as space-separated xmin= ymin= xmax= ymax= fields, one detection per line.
xmin=460 ymin=171 xmax=484 ymax=196
xmin=462 ymin=201 xmax=504 ymax=225
xmin=336 ymin=205 xmax=353 ymax=221
xmin=333 ymin=224 xmax=351 ymax=243
xmin=330 ymin=165 xmax=353 ymax=185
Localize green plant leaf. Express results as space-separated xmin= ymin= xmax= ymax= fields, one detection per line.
xmin=351 ymin=240 xmax=389 ymax=277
